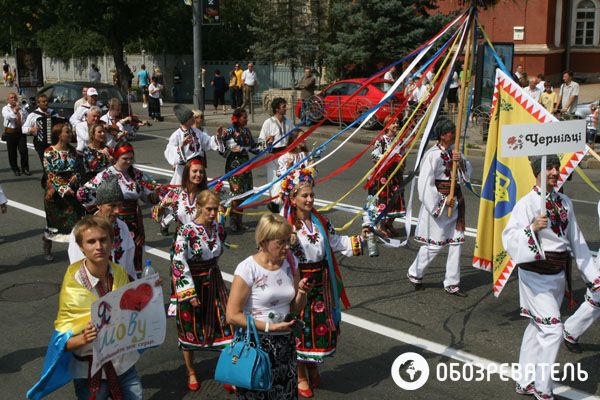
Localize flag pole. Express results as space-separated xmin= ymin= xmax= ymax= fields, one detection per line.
xmin=540 ymin=155 xmax=547 ymax=213
xmin=448 ymin=10 xmax=474 ymax=217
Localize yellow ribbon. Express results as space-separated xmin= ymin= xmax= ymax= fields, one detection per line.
xmin=318 ymin=24 xmax=465 ymax=214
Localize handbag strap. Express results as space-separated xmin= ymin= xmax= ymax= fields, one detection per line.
xmin=246 ymin=315 xmax=262 ymax=349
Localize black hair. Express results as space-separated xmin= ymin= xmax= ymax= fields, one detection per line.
xmin=271 ymin=97 xmax=287 ymax=115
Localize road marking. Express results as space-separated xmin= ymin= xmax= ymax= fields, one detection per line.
xmin=6 ymin=198 xmax=598 ymax=400
xmin=1 ymin=141 xmax=597 ymax=255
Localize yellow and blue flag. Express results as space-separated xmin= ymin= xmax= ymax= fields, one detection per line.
xmin=472 ymin=68 xmax=588 ymax=296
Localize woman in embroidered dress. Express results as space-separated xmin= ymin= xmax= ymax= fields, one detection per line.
xmin=220 ymin=108 xmax=259 ymax=232
xmin=367 ymin=115 xmax=406 ymax=237
xmin=153 ymin=159 xmax=208 ymax=232
xmin=227 ymin=213 xmax=313 ymax=400
xmin=280 ymin=167 xmax=368 ymax=398
xmin=153 ymin=159 xmax=209 ymax=315
xmin=171 ymin=190 xmax=234 ymax=393
xmin=42 ymin=123 xmax=85 ymax=261
xmin=82 ymin=123 xmax=112 ymax=184
xmin=78 ymin=142 xmax=158 ymax=276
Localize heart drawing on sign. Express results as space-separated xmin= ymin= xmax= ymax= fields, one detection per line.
xmin=120 ymin=283 xmax=153 ymax=311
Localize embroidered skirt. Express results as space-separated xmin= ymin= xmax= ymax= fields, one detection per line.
xmin=117 ymin=201 xmax=144 ymax=274
xmin=226 ymin=152 xmax=253 ymax=195
xmin=294 ymin=260 xmax=338 ymax=363
xmin=236 ymin=333 xmax=297 ymax=400
xmin=176 ymin=258 xmax=234 ymax=349
xmin=372 ymin=159 xmax=405 ymax=218
xmin=44 ymin=181 xmax=85 ymax=242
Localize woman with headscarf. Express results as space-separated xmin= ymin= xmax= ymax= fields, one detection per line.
xmin=78 ymin=141 xmax=158 ymax=276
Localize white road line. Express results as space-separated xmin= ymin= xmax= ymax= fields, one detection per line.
xmin=6 ymin=198 xmax=598 ymax=400
xmin=1 ymin=141 xmax=597 ymax=255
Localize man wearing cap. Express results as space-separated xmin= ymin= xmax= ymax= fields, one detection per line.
xmin=407 ymin=118 xmax=472 ymax=296
xmin=70 ymin=87 xmax=99 ymax=126
xmin=502 ymin=155 xmax=599 ymax=399
xmin=68 ymin=176 xmax=136 ymax=280
xmin=164 ymin=104 xmax=224 ymax=185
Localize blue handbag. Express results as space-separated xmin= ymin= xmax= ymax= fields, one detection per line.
xmin=214 ymin=315 xmax=273 ymax=391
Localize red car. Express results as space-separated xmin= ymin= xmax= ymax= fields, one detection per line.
xmin=295 ymin=78 xmax=405 ymax=129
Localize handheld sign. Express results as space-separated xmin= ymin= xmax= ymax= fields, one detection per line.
xmin=501 ymin=120 xmax=586 ymax=211
xmin=90 ymin=273 xmax=166 ymax=375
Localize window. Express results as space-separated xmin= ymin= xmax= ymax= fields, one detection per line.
xmin=573 ymin=0 xmax=598 ymax=46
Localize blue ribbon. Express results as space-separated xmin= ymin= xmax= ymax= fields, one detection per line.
xmin=311 ymin=212 xmax=342 ymax=325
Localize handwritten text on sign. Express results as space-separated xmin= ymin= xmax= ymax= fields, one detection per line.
xmin=500 ymin=120 xmax=586 ymax=157
xmin=91 ymin=273 xmax=165 ymax=375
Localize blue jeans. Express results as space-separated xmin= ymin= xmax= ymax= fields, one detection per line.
xmin=73 ymin=366 xmax=142 ymax=400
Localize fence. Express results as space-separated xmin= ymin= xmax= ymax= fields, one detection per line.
xmin=2 ymin=53 xmax=314 ymax=103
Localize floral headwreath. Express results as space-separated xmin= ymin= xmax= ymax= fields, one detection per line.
xmin=280 ymin=166 xmax=316 ymax=205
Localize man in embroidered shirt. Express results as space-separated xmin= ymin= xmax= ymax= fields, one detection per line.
xmin=164 ymin=104 xmax=223 ymax=185
xmin=407 ymin=118 xmax=471 ymax=296
xmin=502 ymin=155 xmax=598 ymax=399
xmin=562 ymin=198 xmax=600 ymax=354
xmin=259 ymin=97 xmax=292 ymax=213
xmin=27 ymin=215 xmax=142 ymax=400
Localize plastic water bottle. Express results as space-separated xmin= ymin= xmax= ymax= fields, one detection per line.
xmin=143 ymin=259 xmax=156 ymax=277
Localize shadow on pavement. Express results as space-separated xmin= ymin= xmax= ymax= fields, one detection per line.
xmin=0 ymin=346 xmax=47 ymax=373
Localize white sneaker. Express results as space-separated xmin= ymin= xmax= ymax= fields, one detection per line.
xmin=142 ymin=103 xmax=148 ymax=108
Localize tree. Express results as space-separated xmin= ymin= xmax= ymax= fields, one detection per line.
xmin=249 ymin=0 xmax=324 ymax=84
xmin=324 ymin=0 xmax=452 ymax=79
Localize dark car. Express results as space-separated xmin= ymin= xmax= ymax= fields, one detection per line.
xmin=37 ymin=81 xmax=129 ymax=119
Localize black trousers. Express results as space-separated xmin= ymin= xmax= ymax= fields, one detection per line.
xmin=33 ymin=139 xmax=48 ymax=188
xmin=5 ymin=133 xmax=29 ymax=172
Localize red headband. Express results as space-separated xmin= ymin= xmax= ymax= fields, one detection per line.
xmin=114 ymin=145 xmax=134 ymax=159
xmin=189 ymin=159 xmax=203 ymax=166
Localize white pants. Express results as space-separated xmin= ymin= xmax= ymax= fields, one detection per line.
xmin=563 ymin=289 xmax=600 ymax=342
xmin=518 ymin=320 xmax=562 ymax=398
xmin=266 ymin=159 xmax=282 ymax=204
xmin=407 ymin=243 xmax=461 ymax=288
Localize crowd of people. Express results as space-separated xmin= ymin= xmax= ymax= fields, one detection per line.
xmin=0 ymin=61 xmax=597 ymax=400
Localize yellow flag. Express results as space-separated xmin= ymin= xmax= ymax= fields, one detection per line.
xmin=473 ymin=69 xmax=589 ymax=296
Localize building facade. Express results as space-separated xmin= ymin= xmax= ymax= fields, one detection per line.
xmin=435 ymin=0 xmax=600 ymax=83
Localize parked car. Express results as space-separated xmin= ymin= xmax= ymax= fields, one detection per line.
xmin=36 ymin=81 xmax=129 ymax=120
xmin=294 ymin=78 xmax=405 ymax=129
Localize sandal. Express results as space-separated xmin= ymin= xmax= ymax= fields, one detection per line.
xmin=298 ymin=378 xmax=313 ymax=398
xmin=187 ymin=370 xmax=200 ymax=392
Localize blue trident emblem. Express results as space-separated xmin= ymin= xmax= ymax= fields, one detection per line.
xmin=481 ymin=154 xmax=517 ymax=219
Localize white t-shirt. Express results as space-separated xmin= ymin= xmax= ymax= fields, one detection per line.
xmin=148 ymin=83 xmax=162 ymax=99
xmin=234 ymin=255 xmax=296 ymax=324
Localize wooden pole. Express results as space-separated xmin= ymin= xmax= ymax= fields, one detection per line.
xmin=447 ymin=11 xmax=474 ymax=217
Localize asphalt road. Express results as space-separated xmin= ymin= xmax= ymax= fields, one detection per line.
xmin=1 ymin=117 xmax=599 ymax=400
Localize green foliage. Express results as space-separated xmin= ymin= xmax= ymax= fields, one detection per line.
xmin=324 ymin=0 xmax=452 ymax=79
xmin=249 ymin=0 xmax=323 ymax=82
